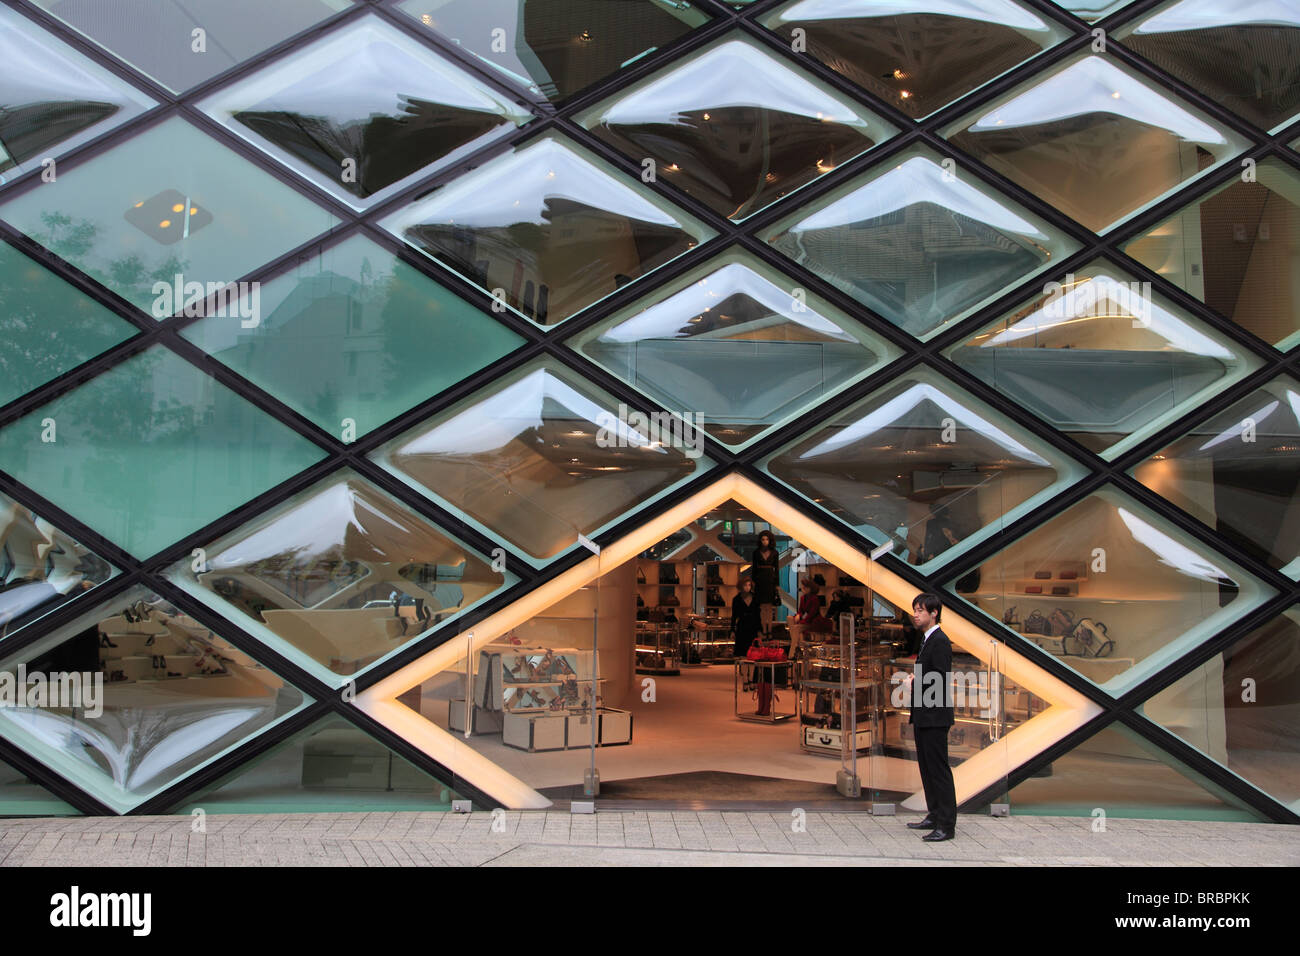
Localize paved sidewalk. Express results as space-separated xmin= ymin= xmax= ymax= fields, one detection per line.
xmin=1 ymin=812 xmax=1296 ymax=866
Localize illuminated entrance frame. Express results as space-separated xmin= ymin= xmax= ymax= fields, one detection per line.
xmin=355 ymin=474 xmax=1104 ymax=809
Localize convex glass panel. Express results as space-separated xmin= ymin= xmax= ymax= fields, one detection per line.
xmin=1143 ymin=606 xmax=1300 ymax=813
xmin=944 ymin=55 xmax=1249 ymax=232
xmin=0 ymin=346 xmax=325 ymax=558
xmin=396 ymin=0 xmax=710 ymax=101
xmin=0 ymin=587 xmax=310 ymax=813
xmin=0 ymin=5 xmax=153 ymax=183
xmin=0 ymin=491 xmax=114 ymax=643
xmin=953 ymin=486 xmax=1275 ymax=694
xmin=1116 ymin=0 xmax=1300 ymax=133
xmin=764 ymin=367 xmax=1085 ymax=571
xmin=382 ymin=134 xmax=712 ymax=326
xmin=1133 ymin=376 xmax=1300 ymax=577
xmin=179 ymin=235 xmax=525 ymax=440
xmin=373 ymin=359 xmax=711 ymax=564
xmin=569 ymin=249 xmax=902 ymax=448
xmin=0 ymin=242 xmax=138 ymax=408
xmin=170 ymin=472 xmax=511 ymax=685
xmin=1124 ymin=157 xmax=1300 ymax=351
xmin=577 ymin=35 xmax=897 ymax=220
xmin=200 ymin=15 xmax=533 ymax=210
xmin=0 ymin=117 xmax=338 ymax=318
xmin=764 ymin=147 xmax=1078 ymax=340
xmin=32 ymin=0 xmax=352 ymax=94
xmin=759 ymin=0 xmax=1070 ymax=119
xmin=947 ymin=259 xmax=1262 ymax=457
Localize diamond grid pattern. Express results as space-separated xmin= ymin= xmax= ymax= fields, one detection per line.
xmin=0 ymin=0 xmax=1294 ymax=818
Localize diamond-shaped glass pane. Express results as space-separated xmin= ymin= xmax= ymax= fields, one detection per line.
xmin=179 ymin=235 xmax=525 ymax=440
xmin=952 ymin=486 xmax=1275 ymax=694
xmin=763 ymin=367 xmax=1086 ymax=571
xmin=944 ymin=55 xmax=1250 ymax=233
xmin=764 ymin=146 xmax=1078 ymax=340
xmin=577 ymin=35 xmax=897 ymax=221
xmin=1010 ymin=722 xmax=1267 ymax=820
xmin=569 ymin=248 xmax=902 ymax=448
xmin=1116 ymin=0 xmax=1300 ymax=133
xmin=381 ymin=133 xmax=713 ymax=327
xmin=0 ymin=585 xmax=311 ymax=813
xmin=0 ymin=490 xmax=115 ymax=642
xmin=199 ymin=15 xmax=534 ymax=211
xmin=0 ymin=242 xmax=137 ymax=408
xmin=1132 ymin=375 xmax=1300 ymax=577
xmin=1143 ymin=605 xmax=1300 ymax=814
xmin=32 ymin=0 xmax=351 ymax=94
xmin=169 ymin=471 xmax=513 ymax=685
xmin=173 ymin=714 xmax=463 ymax=812
xmin=759 ymin=0 xmax=1071 ymax=119
xmin=0 ymin=5 xmax=153 ymax=183
xmin=947 ymin=258 xmax=1262 ymax=457
xmin=0 ymin=346 xmax=325 ymax=558
xmin=396 ymin=0 xmax=710 ymax=102
xmin=0 ymin=117 xmax=338 ymax=318
xmin=1054 ymin=0 xmax=1142 ymax=20
xmin=373 ymin=358 xmax=712 ymax=564
xmin=1123 ymin=157 xmax=1300 ymax=351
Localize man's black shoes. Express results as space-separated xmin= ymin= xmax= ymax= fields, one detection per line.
xmin=905 ymin=817 xmax=935 ymax=830
xmin=922 ymin=828 xmax=955 ymax=842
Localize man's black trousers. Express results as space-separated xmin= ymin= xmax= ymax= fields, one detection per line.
xmin=914 ymin=726 xmax=957 ymax=829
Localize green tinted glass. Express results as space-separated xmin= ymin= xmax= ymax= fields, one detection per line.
xmin=0 ymin=243 xmax=137 ymax=408
xmin=180 ymin=235 xmax=525 ymax=440
xmin=1124 ymin=157 xmax=1300 ymax=350
xmin=0 ymin=346 xmax=325 ymax=558
xmin=32 ymin=0 xmax=352 ymax=94
xmin=0 ymin=117 xmax=338 ymax=318
xmin=0 ymin=759 xmax=79 ymax=816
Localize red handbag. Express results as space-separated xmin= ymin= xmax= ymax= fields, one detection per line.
xmin=746 ymin=643 xmax=787 ymax=661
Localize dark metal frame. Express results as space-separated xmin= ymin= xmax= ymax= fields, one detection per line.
xmin=0 ymin=0 xmax=1296 ymax=822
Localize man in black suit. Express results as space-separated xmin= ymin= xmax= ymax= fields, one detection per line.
xmin=903 ymin=593 xmax=957 ymax=842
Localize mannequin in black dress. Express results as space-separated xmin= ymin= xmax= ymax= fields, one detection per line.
xmin=729 ymin=577 xmax=763 ymax=658
xmin=750 ymin=529 xmax=780 ymax=635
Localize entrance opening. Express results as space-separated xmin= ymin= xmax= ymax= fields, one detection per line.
xmin=402 ymin=499 xmax=1043 ymax=809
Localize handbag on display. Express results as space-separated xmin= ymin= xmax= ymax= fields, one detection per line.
xmin=1068 ymin=619 xmax=1114 ymax=658
xmin=1024 ymin=609 xmax=1050 ymax=635
xmin=1049 ymin=607 xmax=1076 ymax=637
xmin=1002 ymin=605 xmax=1020 ymax=627
xmin=659 ymin=563 xmax=678 ymax=584
xmin=636 ymin=566 xmax=646 ymax=584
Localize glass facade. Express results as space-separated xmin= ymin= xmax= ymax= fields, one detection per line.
xmin=0 ymin=0 xmax=1295 ymax=822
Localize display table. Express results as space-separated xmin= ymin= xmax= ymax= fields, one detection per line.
xmin=734 ymin=658 xmax=795 ymax=723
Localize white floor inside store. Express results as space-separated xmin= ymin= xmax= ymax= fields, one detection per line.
xmin=419 ymin=662 xmax=923 ymax=799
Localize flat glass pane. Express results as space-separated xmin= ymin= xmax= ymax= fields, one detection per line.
xmin=0 ymin=242 xmax=137 ymax=407
xmin=947 ymin=258 xmax=1262 ymax=458
xmin=0 ymin=758 xmax=79 ymax=816
xmin=1010 ymin=723 xmax=1266 ymax=820
xmin=576 ymin=35 xmax=897 ymax=221
xmin=396 ymin=0 xmax=710 ymax=102
xmin=953 ymin=486 xmax=1275 ymax=694
xmin=759 ymin=0 xmax=1071 ymax=119
xmin=169 ymin=471 xmax=513 ymax=686
xmin=1133 ymin=376 xmax=1300 ymax=577
xmin=1052 ymin=0 xmax=1141 ymax=20
xmin=1142 ymin=606 xmax=1300 ymax=814
xmin=944 ymin=55 xmax=1249 ymax=233
xmin=0 ymin=491 xmax=115 ymax=643
xmin=179 ymin=234 xmax=525 ymax=440
xmin=0 ymin=5 xmax=153 ymax=183
xmin=1116 ymin=0 xmax=1300 ymax=133
xmin=173 ymin=715 xmax=462 ymax=812
xmin=569 ymin=248 xmax=902 ymax=448
xmin=763 ymin=367 xmax=1087 ymax=571
xmin=372 ymin=358 xmax=712 ymax=565
xmin=1123 ymin=157 xmax=1300 ymax=351
xmin=0 ymin=345 xmax=325 ymax=558
xmin=199 ymin=15 xmax=534 ymax=211
xmin=0 ymin=586 xmax=310 ymax=813
xmin=763 ymin=146 xmax=1078 ymax=340
xmin=381 ymin=133 xmax=713 ymax=327
xmin=0 ymin=117 xmax=338 ymax=318
xmin=33 ymin=0 xmax=352 ymax=94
